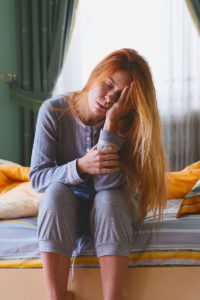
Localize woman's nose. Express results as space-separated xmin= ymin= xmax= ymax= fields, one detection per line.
xmin=105 ymin=93 xmax=115 ymax=104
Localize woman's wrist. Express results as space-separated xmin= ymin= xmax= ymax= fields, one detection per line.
xmin=103 ymin=118 xmax=118 ymax=133
xmin=77 ymin=158 xmax=85 ymax=174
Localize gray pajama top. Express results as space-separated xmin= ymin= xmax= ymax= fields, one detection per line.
xmin=29 ymin=95 xmax=126 ymax=193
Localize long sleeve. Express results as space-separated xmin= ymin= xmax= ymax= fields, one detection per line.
xmin=29 ymin=100 xmax=85 ymax=193
xmin=93 ymin=129 xmax=126 ymax=191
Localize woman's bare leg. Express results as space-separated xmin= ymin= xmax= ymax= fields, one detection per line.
xmin=37 ymin=184 xmax=78 ymax=299
xmin=99 ymin=255 xmax=129 ymax=300
xmin=41 ymin=252 xmax=74 ymax=300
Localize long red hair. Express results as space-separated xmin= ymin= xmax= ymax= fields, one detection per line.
xmin=64 ymin=48 xmax=168 ymax=224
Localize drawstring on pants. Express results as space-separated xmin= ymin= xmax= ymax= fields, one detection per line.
xmin=71 ymin=233 xmax=87 ymax=282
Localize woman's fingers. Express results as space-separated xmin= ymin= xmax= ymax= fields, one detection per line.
xmin=119 ymin=81 xmax=135 ymax=108
xmin=102 ymin=153 xmax=120 ymax=161
xmin=97 ymin=150 xmax=120 ymax=162
xmin=96 ymin=150 xmax=120 ymax=170
xmin=118 ymin=86 xmax=129 ymax=105
xmin=87 ymin=146 xmax=120 ymax=162
xmin=101 ymin=160 xmax=120 ymax=167
xmin=125 ymin=81 xmax=135 ymax=108
xmin=98 ymin=167 xmax=120 ymax=174
xmin=98 ymin=146 xmax=119 ymax=154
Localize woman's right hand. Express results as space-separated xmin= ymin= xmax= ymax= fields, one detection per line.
xmin=77 ymin=145 xmax=120 ymax=175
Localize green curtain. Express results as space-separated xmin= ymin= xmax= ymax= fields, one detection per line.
xmin=185 ymin=0 xmax=200 ymax=35
xmin=9 ymin=0 xmax=77 ymax=166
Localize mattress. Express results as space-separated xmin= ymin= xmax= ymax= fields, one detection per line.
xmin=1 ymin=204 xmax=200 ymax=268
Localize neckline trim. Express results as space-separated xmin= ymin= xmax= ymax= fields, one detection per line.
xmin=60 ymin=93 xmax=105 ymax=130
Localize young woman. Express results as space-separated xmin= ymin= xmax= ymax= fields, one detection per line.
xmin=29 ymin=48 xmax=167 ymax=300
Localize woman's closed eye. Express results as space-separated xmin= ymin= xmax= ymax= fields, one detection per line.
xmin=104 ymin=82 xmax=113 ymax=90
xmin=116 ymin=91 xmax=122 ymax=101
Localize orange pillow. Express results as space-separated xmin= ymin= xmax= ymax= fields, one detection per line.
xmin=167 ymin=161 xmax=200 ymax=199
xmin=0 ymin=165 xmax=30 ymax=194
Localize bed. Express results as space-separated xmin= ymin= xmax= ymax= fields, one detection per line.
xmin=1 ymin=160 xmax=200 ymax=300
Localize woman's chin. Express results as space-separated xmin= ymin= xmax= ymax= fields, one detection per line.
xmin=92 ymin=106 xmax=106 ymax=117
xmin=89 ymin=111 xmax=105 ymax=124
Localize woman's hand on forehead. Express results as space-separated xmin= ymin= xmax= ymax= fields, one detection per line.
xmin=105 ymin=81 xmax=135 ymax=123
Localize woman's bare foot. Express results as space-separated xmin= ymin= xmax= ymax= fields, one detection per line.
xmin=66 ymin=290 xmax=74 ymax=300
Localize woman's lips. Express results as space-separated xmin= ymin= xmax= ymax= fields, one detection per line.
xmin=97 ymin=102 xmax=107 ymax=111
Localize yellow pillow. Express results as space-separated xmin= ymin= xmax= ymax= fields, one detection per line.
xmin=176 ymin=179 xmax=200 ymax=218
xmin=0 ymin=182 xmax=42 ymax=219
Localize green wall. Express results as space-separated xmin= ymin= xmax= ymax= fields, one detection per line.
xmin=0 ymin=0 xmax=20 ymax=163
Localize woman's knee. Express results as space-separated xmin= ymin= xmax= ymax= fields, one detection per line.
xmin=91 ymin=189 xmax=133 ymax=235
xmin=40 ymin=182 xmax=76 ymax=211
xmin=92 ymin=189 xmax=127 ymax=215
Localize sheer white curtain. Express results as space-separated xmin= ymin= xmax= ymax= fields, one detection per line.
xmin=52 ymin=0 xmax=163 ymax=93
xmin=52 ymin=0 xmax=200 ymax=171
xmin=158 ymin=0 xmax=200 ymax=170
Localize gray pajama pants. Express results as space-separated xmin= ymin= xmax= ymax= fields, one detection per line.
xmin=37 ymin=183 xmax=136 ymax=258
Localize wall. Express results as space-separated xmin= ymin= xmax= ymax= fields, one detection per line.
xmin=0 ymin=0 xmax=20 ymax=163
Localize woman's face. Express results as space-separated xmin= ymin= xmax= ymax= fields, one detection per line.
xmin=87 ymin=70 xmax=132 ymax=123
